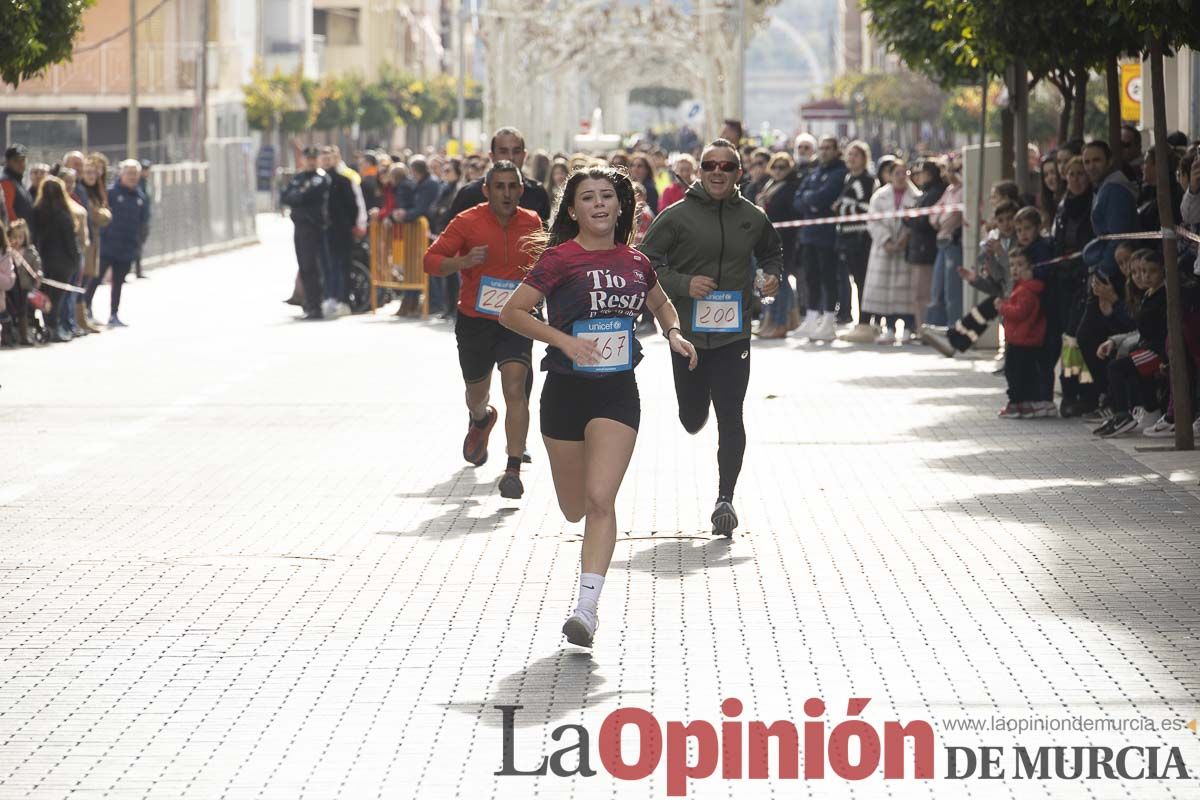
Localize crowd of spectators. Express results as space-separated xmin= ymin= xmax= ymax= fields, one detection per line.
xmin=312 ymin=118 xmax=1200 ymax=439
xmin=1 ymin=144 xmax=152 ymax=347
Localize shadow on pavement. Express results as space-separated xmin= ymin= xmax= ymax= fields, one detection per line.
xmin=380 ymin=467 xmax=517 ymax=539
xmin=443 ymin=650 xmax=644 ymax=728
xmin=609 ymin=537 xmax=753 ymax=577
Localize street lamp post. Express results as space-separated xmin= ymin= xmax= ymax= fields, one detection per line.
xmin=128 ymin=0 xmax=138 ymax=159
xmin=456 ymin=0 xmax=467 ymax=149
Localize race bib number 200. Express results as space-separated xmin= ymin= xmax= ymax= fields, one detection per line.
xmin=475 ymin=276 xmax=519 ymax=316
xmin=571 ymin=317 xmax=633 ymax=373
xmin=692 ymin=290 xmax=743 ymax=332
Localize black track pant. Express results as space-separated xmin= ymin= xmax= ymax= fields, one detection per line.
xmin=672 ymin=339 xmax=751 ymax=500
xmin=293 ymin=223 xmax=325 ymax=315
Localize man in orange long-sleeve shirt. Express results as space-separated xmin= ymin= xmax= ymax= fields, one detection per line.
xmin=424 ymin=161 xmax=543 ymax=499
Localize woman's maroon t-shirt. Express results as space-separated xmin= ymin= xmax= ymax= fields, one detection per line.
xmin=521 ymin=239 xmax=658 ymax=376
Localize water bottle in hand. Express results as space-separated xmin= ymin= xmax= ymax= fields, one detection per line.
xmin=755 ymin=268 xmax=775 ymax=306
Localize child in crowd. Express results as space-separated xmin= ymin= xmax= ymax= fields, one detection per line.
xmin=8 ymin=220 xmax=45 ymax=346
xmin=960 ymin=200 xmax=1019 ymax=298
xmin=1012 ymin=206 xmax=1059 ymax=416
xmin=997 ymin=248 xmax=1047 ymax=418
xmin=1092 ymin=250 xmax=1168 ymax=437
xmin=929 ymin=201 xmax=1021 ymax=355
xmin=0 ymin=224 xmax=14 ymax=342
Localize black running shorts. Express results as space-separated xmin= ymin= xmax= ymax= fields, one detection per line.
xmin=455 ymin=313 xmax=533 ymax=384
xmin=540 ymin=371 xmax=641 ymax=441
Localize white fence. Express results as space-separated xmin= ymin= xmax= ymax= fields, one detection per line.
xmin=142 ymin=138 xmax=258 ymax=267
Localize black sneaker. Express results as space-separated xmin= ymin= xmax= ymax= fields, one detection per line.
xmin=301 ymin=310 xmax=324 ymax=321
xmin=1084 ymin=407 xmax=1115 ymax=425
xmin=498 ymin=469 xmax=524 ymax=499
xmin=711 ymin=500 xmax=738 ymax=537
xmin=1100 ymin=413 xmax=1138 ymax=438
xmin=1092 ymin=416 xmax=1120 ymax=437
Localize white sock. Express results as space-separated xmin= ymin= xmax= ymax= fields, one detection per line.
xmin=575 ymin=573 xmax=605 ymax=621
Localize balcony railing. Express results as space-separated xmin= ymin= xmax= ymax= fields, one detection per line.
xmin=2 ymin=41 xmax=243 ymax=97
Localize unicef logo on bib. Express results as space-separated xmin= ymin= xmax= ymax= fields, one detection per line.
xmin=693 ymin=290 xmax=743 ymax=333
xmin=571 ymin=317 xmax=633 ymax=373
xmin=476 ymin=276 xmax=519 ymax=317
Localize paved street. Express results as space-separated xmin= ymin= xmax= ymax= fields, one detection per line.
xmin=1 ymin=215 xmax=1198 ymax=799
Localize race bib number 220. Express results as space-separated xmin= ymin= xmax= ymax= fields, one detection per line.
xmin=476 ymin=276 xmax=519 ymax=316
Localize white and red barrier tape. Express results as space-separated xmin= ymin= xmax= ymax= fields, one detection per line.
xmin=771 ymin=202 xmax=964 ymax=228
xmin=1030 ymin=226 xmax=1200 ymax=268
xmin=37 ymin=277 xmax=86 ymax=294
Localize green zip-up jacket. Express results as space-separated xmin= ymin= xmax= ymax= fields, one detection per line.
xmin=638 ymin=182 xmax=784 ymax=350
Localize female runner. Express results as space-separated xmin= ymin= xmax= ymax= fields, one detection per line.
xmin=500 ymin=166 xmax=697 ymax=648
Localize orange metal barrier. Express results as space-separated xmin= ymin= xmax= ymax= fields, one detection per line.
xmin=369 ymin=217 xmax=431 ymax=316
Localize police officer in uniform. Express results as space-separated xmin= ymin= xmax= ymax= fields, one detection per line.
xmin=281 ymin=146 xmax=331 ymax=320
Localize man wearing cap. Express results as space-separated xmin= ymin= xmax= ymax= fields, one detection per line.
xmin=280 ymin=146 xmax=331 ymax=320
xmin=1 ymin=145 xmax=35 ymax=235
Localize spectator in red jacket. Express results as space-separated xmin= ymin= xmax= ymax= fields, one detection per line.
xmin=997 ymin=247 xmax=1046 ymax=419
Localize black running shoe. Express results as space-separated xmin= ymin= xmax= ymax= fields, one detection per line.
xmin=711 ymin=500 xmax=738 ymax=537
xmin=498 ymin=468 xmax=524 ymax=499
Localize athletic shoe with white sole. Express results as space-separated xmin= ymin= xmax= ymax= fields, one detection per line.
xmin=562 ymin=612 xmax=597 ymax=648
xmin=918 ymin=325 xmax=956 ymax=357
xmin=1030 ymin=401 xmax=1059 ymax=418
xmin=810 ymin=312 xmax=838 ymax=342
xmin=1143 ymin=415 xmax=1175 ymax=437
xmin=711 ymin=500 xmax=739 ymax=537
xmin=1130 ymin=407 xmax=1160 ymax=435
xmin=795 ymin=311 xmax=820 ymax=339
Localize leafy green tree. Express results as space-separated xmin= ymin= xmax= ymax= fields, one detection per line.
xmin=0 ymin=0 xmax=95 ymax=87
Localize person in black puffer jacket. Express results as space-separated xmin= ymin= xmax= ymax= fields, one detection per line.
xmin=903 ymin=160 xmax=945 ymax=331
xmin=32 ymin=176 xmax=81 ymax=342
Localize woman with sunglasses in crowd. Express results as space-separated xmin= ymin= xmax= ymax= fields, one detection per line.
xmin=500 ymin=165 xmax=697 ymax=648
xmin=638 ymin=139 xmax=783 ymax=538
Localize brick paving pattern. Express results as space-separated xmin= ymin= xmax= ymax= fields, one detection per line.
xmin=0 ymin=217 xmax=1197 ymax=798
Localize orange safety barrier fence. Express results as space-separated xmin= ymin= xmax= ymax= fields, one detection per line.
xmin=369 ymin=217 xmax=431 ymax=316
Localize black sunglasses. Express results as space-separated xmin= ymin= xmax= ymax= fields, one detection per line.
xmin=700 ymin=160 xmax=739 ymax=173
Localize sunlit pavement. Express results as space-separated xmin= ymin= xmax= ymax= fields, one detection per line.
xmin=1 ymin=215 xmax=1198 ymax=799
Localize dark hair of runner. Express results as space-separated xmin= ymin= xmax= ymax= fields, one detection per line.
xmin=485 ymin=160 xmax=521 ymax=186
xmin=703 ymin=138 xmax=741 ymax=167
xmin=521 ymin=165 xmax=636 ymax=266
xmin=490 ymin=127 xmax=525 ymax=154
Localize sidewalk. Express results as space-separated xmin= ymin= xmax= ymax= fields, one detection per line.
xmin=0 ymin=216 xmax=1197 ymax=798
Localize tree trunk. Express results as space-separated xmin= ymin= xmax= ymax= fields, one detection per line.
xmin=1106 ymin=57 xmax=1123 ymax=169
xmin=1070 ymin=66 xmax=1089 ymax=142
xmin=1148 ymin=36 xmax=1193 ymax=450
xmin=1056 ymin=80 xmax=1072 ymax=146
xmin=975 ymin=69 xmax=988 ymax=248
xmin=1013 ymin=60 xmax=1030 ymax=196
xmin=1000 ymin=106 xmax=1015 ymax=180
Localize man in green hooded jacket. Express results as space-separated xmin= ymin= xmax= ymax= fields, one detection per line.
xmin=638 ymin=138 xmax=783 ymax=537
